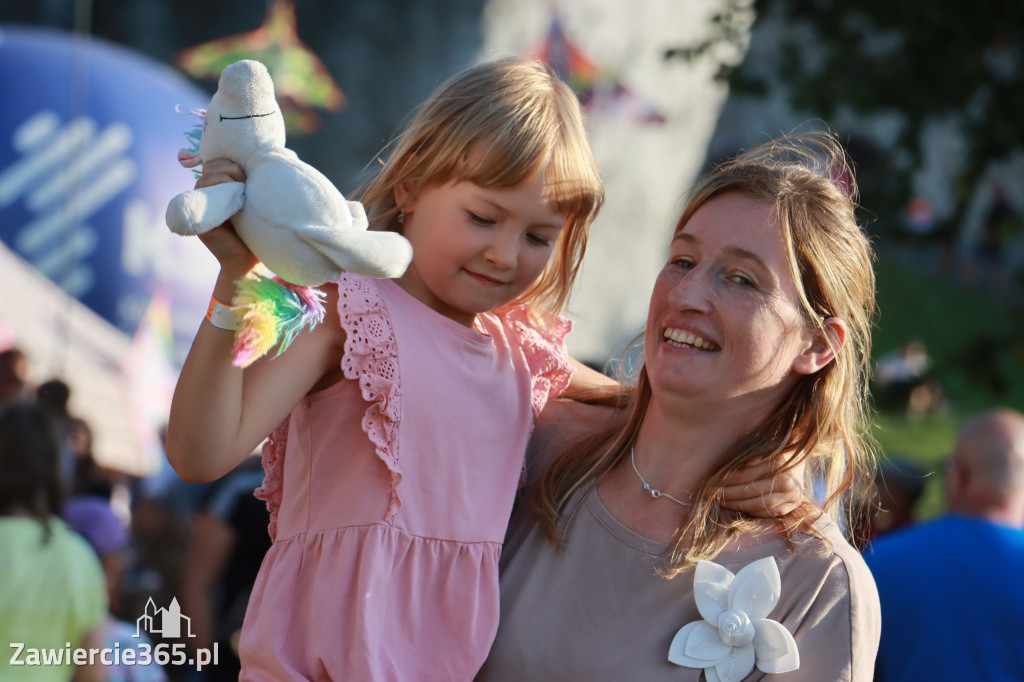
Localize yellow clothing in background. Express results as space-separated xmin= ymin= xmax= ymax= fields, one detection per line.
xmin=0 ymin=516 xmax=107 ymax=681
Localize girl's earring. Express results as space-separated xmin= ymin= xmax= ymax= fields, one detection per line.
xmin=397 ymin=210 xmax=406 ymax=225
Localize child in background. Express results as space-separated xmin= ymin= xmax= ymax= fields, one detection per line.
xmin=64 ymin=495 xmax=167 ymax=682
xmin=167 ymin=57 xmax=606 ymax=681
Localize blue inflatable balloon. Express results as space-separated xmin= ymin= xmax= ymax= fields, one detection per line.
xmin=0 ymin=26 xmax=217 ymax=364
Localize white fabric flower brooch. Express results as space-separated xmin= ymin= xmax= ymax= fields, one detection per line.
xmin=668 ymin=557 xmax=799 ymax=682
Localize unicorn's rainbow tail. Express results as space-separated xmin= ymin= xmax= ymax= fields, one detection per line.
xmin=230 ymin=274 xmax=326 ymax=368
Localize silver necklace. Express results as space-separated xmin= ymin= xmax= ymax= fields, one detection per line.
xmin=630 ymin=446 xmax=691 ymax=507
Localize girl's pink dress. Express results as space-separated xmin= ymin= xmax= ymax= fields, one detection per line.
xmin=238 ymin=273 xmax=573 ymax=681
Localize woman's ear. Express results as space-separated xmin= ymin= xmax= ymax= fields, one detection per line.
xmin=793 ymin=316 xmax=847 ymax=375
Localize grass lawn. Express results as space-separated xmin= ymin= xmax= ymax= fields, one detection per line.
xmin=871 ymin=412 xmax=958 ymax=519
xmin=869 ymin=250 xmax=1024 ymax=519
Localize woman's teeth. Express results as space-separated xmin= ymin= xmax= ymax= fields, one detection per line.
xmin=664 ymin=328 xmax=720 ymax=351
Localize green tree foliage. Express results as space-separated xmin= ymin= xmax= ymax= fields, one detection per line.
xmin=729 ymin=0 xmax=1024 ymax=239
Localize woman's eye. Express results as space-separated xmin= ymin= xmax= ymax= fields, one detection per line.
xmin=728 ymin=274 xmax=755 ymax=287
xmin=670 ymin=257 xmax=695 ymax=270
xmin=469 ymin=212 xmax=495 ymax=226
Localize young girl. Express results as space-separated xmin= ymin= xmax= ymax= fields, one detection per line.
xmin=167 ymin=57 xmax=606 ymax=681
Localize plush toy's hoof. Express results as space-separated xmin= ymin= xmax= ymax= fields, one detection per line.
xmin=165 ymin=182 xmax=246 ymax=236
xmin=165 ymin=192 xmax=200 ymax=235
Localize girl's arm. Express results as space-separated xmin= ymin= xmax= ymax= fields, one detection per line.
xmin=532 ymin=397 xmax=805 ymax=518
xmin=165 ymin=160 xmax=345 ymax=482
xmin=525 ymin=399 xmax=621 ymax=486
xmin=562 ymin=357 xmax=619 ymax=399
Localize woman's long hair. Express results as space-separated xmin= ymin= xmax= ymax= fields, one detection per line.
xmin=529 ymin=132 xmax=878 ymax=576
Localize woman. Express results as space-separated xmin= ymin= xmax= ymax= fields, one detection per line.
xmin=478 ymin=132 xmax=881 ymax=681
xmin=0 ymin=402 xmax=108 ymax=682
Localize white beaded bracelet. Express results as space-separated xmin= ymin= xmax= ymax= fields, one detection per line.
xmin=205 ymin=296 xmax=240 ymax=331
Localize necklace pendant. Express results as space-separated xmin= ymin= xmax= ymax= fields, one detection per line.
xmin=631 ymin=445 xmax=691 ymax=507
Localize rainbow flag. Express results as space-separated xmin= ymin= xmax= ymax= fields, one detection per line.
xmin=121 ymin=291 xmax=178 ymax=474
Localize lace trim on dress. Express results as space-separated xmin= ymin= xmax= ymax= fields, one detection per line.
xmin=254 ymin=416 xmax=289 ymax=541
xmin=336 ymin=273 xmax=403 ymax=522
xmin=494 ymin=304 xmax=575 ymax=417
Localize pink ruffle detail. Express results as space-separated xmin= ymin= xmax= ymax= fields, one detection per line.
xmin=336 ymin=274 xmax=403 ymax=523
xmin=254 ymin=416 xmax=290 ymax=540
xmin=494 ymin=304 xmax=575 ymax=417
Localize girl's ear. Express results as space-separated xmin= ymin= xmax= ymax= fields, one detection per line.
xmin=393 ymin=180 xmax=414 ymax=211
xmin=392 ymin=154 xmax=418 ymax=211
xmin=792 ymin=317 xmax=847 ymax=375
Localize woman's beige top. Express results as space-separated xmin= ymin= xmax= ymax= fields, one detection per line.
xmin=477 ymin=485 xmax=881 ymax=681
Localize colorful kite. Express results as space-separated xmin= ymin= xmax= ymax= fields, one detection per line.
xmin=529 ymin=13 xmax=666 ymax=125
xmin=174 ymin=0 xmax=345 ymax=134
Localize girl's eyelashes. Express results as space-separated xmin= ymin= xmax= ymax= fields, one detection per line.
xmin=468 ymin=211 xmax=495 ymax=226
xmin=468 ymin=209 xmax=557 ymax=246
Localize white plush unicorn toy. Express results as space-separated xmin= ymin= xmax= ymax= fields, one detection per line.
xmin=166 ymin=59 xmax=412 ymax=366
xmin=166 ymin=59 xmax=411 ymax=284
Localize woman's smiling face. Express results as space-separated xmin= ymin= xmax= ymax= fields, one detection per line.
xmin=645 ymin=192 xmax=820 ymax=414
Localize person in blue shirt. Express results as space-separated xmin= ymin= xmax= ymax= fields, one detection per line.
xmin=865 ymin=408 xmax=1024 ymax=681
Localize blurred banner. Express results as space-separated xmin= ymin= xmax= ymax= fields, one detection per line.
xmin=0 ymin=26 xmax=219 ymax=473
xmin=0 ymin=26 xmax=218 ymax=361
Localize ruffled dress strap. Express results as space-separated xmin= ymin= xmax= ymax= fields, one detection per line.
xmin=494 ymin=304 xmax=575 ymax=417
xmin=254 ymin=417 xmax=289 ymax=540
xmin=254 ymin=274 xmax=404 ymax=537
xmin=336 ymin=273 xmax=403 ymax=522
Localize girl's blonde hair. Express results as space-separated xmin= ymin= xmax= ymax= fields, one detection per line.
xmin=530 ymin=131 xmax=878 ymax=577
xmin=356 ymin=57 xmax=604 ymax=316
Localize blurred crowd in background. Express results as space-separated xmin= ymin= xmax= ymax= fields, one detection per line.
xmin=1 ymin=346 xmax=269 ymax=681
